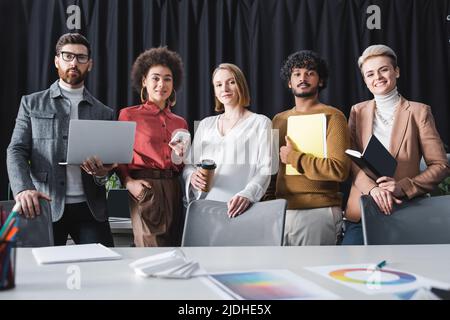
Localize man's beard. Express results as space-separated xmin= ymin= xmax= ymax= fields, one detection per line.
xmin=291 ymin=85 xmax=318 ymax=98
xmin=59 ymin=67 xmax=87 ymax=86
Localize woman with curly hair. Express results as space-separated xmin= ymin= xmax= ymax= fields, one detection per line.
xmin=117 ymin=47 xmax=188 ymax=247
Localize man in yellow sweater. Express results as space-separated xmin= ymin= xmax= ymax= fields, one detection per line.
xmin=269 ymin=50 xmax=351 ymax=245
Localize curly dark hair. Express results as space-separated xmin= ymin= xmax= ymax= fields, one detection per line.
xmin=280 ymin=50 xmax=329 ymax=91
xmin=131 ymin=47 xmax=184 ymax=94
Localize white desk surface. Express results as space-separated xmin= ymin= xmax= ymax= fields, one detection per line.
xmin=2 ymin=245 xmax=450 ymax=300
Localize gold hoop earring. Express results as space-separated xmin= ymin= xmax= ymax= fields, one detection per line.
xmin=140 ymin=87 xmax=147 ymax=104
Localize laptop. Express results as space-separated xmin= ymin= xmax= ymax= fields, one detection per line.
xmin=59 ymin=120 xmax=136 ymax=165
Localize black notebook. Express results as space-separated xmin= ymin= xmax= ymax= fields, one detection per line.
xmin=345 ymin=135 xmax=397 ymax=181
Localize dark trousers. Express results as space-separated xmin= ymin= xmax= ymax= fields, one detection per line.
xmin=341 ymin=220 xmax=364 ymax=245
xmin=53 ymin=202 xmax=114 ymax=247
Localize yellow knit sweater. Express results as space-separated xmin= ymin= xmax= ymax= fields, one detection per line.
xmin=268 ymin=105 xmax=351 ymax=209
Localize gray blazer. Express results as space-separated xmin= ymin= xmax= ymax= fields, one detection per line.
xmin=7 ymin=81 xmax=115 ymax=222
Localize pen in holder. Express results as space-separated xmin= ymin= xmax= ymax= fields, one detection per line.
xmin=0 ymin=202 xmax=20 ymax=290
xmin=0 ymin=240 xmax=16 ymax=290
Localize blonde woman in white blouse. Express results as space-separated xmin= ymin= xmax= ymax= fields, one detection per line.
xmin=183 ymin=63 xmax=275 ymax=217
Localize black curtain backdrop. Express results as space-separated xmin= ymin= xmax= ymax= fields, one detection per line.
xmin=1 ymin=0 xmax=449 ymax=199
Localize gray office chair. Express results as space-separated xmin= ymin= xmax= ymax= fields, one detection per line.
xmin=0 ymin=199 xmax=54 ymax=247
xmin=420 ymin=153 xmax=450 ymax=172
xmin=360 ymin=195 xmax=450 ymax=245
xmin=181 ymin=199 xmax=287 ymax=246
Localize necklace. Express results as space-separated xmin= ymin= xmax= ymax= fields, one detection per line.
xmin=375 ymin=107 xmax=394 ymax=126
xmin=375 ymin=103 xmax=399 ymax=127
xmin=374 ymin=94 xmax=401 ymax=127
xmin=219 ymin=114 xmax=243 ymax=136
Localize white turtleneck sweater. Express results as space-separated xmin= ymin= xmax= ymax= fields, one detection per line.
xmin=58 ymin=80 xmax=86 ymax=204
xmin=373 ymin=87 xmax=400 ymax=151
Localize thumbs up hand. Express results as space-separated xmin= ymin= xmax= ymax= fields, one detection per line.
xmin=280 ymin=136 xmax=294 ymax=164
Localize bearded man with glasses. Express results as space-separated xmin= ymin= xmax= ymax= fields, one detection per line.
xmin=7 ymin=33 xmax=116 ymax=247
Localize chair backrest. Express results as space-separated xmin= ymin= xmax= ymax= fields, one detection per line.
xmin=360 ymin=195 xmax=450 ymax=245
xmin=107 ymin=189 xmax=131 ymax=218
xmin=420 ymin=153 xmax=450 ymax=172
xmin=181 ymin=199 xmax=287 ymax=246
xmin=0 ymin=199 xmax=54 ymax=247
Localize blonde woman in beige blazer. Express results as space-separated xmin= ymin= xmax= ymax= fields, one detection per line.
xmin=342 ymin=45 xmax=449 ymax=245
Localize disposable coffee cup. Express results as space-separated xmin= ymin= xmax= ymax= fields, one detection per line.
xmin=198 ymin=159 xmax=216 ymax=192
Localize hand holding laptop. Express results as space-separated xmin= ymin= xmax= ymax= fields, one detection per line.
xmin=80 ymin=155 xmax=118 ymax=176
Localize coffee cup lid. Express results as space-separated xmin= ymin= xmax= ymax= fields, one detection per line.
xmin=199 ymin=159 xmax=216 ymax=169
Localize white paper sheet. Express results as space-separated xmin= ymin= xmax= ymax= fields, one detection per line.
xmin=130 ymin=249 xmax=203 ymax=279
xmin=203 ymin=269 xmax=339 ymax=300
xmin=32 ymin=243 xmax=122 ymax=265
xmin=305 ymin=263 xmax=450 ymax=295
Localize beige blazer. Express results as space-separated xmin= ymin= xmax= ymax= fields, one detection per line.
xmin=345 ymin=97 xmax=449 ymax=222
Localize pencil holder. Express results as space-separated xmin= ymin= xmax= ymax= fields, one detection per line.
xmin=0 ymin=241 xmax=16 ymax=290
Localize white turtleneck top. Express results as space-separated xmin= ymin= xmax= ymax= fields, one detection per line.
xmin=58 ymin=80 xmax=86 ymax=204
xmin=372 ymin=87 xmax=400 ymax=150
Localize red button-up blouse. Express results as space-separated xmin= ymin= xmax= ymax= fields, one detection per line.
xmin=117 ymin=102 xmax=188 ymax=181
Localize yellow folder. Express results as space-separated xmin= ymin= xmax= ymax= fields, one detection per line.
xmin=286 ymin=113 xmax=327 ymax=175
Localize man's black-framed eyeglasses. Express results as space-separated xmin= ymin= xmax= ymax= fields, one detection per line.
xmin=60 ymin=51 xmax=90 ymax=64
